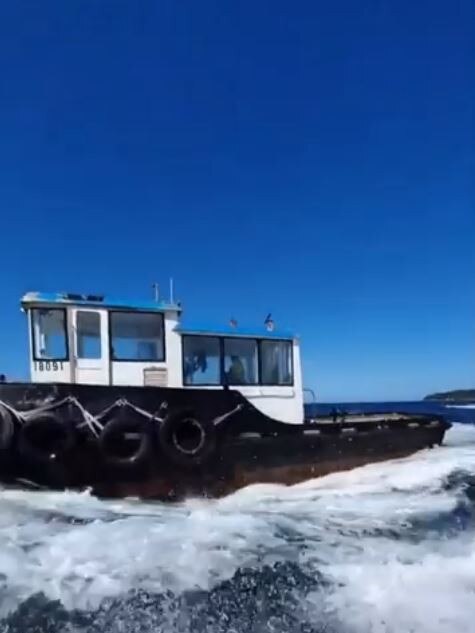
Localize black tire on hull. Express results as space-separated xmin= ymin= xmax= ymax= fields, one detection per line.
xmin=99 ymin=416 xmax=154 ymax=470
xmin=158 ymin=408 xmax=217 ymax=468
xmin=18 ymin=413 xmax=76 ymax=464
xmin=0 ymin=404 xmax=15 ymax=451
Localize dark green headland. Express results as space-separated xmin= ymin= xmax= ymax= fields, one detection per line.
xmin=424 ymin=389 xmax=475 ymax=402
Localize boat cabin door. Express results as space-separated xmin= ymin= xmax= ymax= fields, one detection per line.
xmin=71 ymin=309 xmax=110 ymax=385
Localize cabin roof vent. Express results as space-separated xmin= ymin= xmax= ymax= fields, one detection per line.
xmin=63 ymin=293 xmax=105 ymax=302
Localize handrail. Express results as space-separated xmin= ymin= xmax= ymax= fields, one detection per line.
xmin=303 ymin=388 xmax=316 ymax=404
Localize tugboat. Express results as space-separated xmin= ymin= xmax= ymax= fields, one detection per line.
xmin=0 ymin=289 xmax=451 ymax=500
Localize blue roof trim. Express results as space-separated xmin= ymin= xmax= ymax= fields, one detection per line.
xmin=176 ymin=322 xmax=296 ymax=340
xmin=20 ymin=293 xmax=296 ymax=339
xmin=20 ymin=291 xmax=181 ymax=313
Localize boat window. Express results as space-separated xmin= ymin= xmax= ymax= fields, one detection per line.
xmin=31 ymin=308 xmax=68 ymax=361
xmin=110 ymin=312 xmax=164 ymax=361
xmin=183 ymin=336 xmax=220 ymax=385
xmin=260 ymin=340 xmax=293 ymax=385
xmin=223 ymin=338 xmax=258 ymax=385
xmin=76 ymin=311 xmax=101 ymax=359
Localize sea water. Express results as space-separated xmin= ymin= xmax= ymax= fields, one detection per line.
xmin=0 ymin=403 xmax=474 ymax=633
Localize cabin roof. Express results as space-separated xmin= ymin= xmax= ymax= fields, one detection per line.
xmin=20 ymin=292 xmax=296 ymax=339
xmin=20 ymin=291 xmax=182 ymax=313
xmin=175 ymin=321 xmax=296 ymax=340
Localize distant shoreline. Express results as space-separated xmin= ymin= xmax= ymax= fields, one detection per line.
xmin=424 ymin=389 xmax=475 ymax=403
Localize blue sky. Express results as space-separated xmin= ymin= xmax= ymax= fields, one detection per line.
xmin=0 ymin=0 xmax=473 ymax=401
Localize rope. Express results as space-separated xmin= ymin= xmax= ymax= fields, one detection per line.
xmin=1 ymin=394 xmax=240 ymax=436
xmin=0 ymin=396 xmax=168 ymax=439
xmin=213 ymin=403 xmax=244 ymax=426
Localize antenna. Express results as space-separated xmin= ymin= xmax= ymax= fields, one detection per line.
xmin=169 ymin=277 xmax=174 ymax=304
xmin=152 ymin=283 xmax=160 ymax=302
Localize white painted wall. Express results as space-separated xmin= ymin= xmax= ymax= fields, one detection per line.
xmin=30 ymin=360 xmax=72 ymax=384
xmin=26 ymin=303 xmax=305 ymax=424
xmin=164 ymin=311 xmax=182 ymax=387
xmin=71 ymin=308 xmax=110 ymax=385
xmin=110 ymin=309 xmax=182 ymax=387
xmin=111 ymin=361 xmax=162 ymax=386
xmin=179 ymin=340 xmax=304 ymax=424
xmin=28 ymin=311 xmax=73 ymax=384
xmin=241 ymin=340 xmax=304 ymax=424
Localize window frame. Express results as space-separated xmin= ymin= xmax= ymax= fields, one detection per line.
xmin=75 ymin=309 xmax=102 ymax=360
xmin=31 ymin=307 xmax=69 ymax=362
xmin=181 ymin=334 xmax=294 ymax=387
xmin=223 ymin=337 xmax=259 ymax=386
xmin=259 ymin=339 xmax=294 ymax=386
xmin=182 ymin=334 xmax=223 ymax=386
xmin=108 ymin=310 xmax=166 ymax=363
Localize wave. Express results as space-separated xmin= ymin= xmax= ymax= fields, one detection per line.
xmin=1 ymin=423 xmax=475 ymax=633
xmin=446 ymin=404 xmax=475 ymax=409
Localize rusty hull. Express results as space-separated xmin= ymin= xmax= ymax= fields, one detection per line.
xmin=0 ymin=382 xmax=451 ymax=502
xmin=90 ymin=422 xmax=448 ymax=501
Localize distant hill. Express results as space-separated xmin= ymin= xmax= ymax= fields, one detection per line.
xmin=424 ymin=389 xmax=475 ymax=402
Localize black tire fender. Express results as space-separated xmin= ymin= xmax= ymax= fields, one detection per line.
xmin=0 ymin=404 xmax=15 ymax=451
xmin=158 ymin=408 xmax=217 ymax=468
xmin=99 ymin=415 xmax=153 ymax=469
xmin=18 ymin=412 xmax=76 ymax=464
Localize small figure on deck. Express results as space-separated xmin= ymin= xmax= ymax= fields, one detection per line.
xmin=226 ymin=355 xmax=245 ymax=384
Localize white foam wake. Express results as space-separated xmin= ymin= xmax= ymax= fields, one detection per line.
xmin=0 ymin=423 xmax=474 ymax=633
xmin=446 ymin=404 xmax=475 ymax=409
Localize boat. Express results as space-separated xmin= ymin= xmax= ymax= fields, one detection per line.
xmin=0 ymin=289 xmax=451 ymax=501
